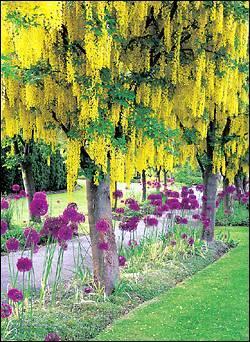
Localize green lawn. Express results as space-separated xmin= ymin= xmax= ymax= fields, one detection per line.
xmin=96 ymin=227 xmax=249 ymax=341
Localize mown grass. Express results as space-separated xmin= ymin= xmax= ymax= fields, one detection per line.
xmin=96 ymin=227 xmax=249 ymax=341
xmin=1 ymin=227 xmax=243 ymax=341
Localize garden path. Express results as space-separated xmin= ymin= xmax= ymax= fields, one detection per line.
xmin=1 ymin=218 xmax=170 ymax=293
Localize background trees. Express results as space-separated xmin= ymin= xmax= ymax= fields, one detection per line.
xmin=1 ymin=1 xmax=249 ymax=292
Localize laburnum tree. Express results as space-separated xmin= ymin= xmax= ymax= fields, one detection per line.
xmin=1 ymin=1 xmax=249 ymax=292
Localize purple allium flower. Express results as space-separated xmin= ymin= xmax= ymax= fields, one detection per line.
xmin=166 ymin=198 xmax=181 ymax=210
xmin=44 ymin=333 xmax=61 ymax=341
xmin=1 ymin=303 xmax=12 ymax=318
xmin=115 ymin=207 xmax=125 ymax=214
xmin=202 ymin=195 xmax=208 ymax=202
xmin=181 ymin=233 xmax=187 ymax=239
xmin=175 ymin=215 xmax=182 ymax=224
xmin=128 ymin=200 xmax=140 ymax=211
xmin=1 ymin=219 xmax=8 ymax=235
xmin=196 ymin=184 xmax=204 ymax=192
xmin=62 ymin=204 xmax=85 ymax=223
xmin=12 ymin=184 xmax=20 ymax=192
xmin=24 ymin=228 xmax=40 ymax=247
xmin=188 ymin=189 xmax=194 ymax=194
xmin=192 ymin=214 xmax=200 ymax=220
xmin=128 ymin=239 xmax=138 ymax=248
xmin=41 ymin=216 xmax=64 ymax=239
xmin=118 ymin=255 xmax=126 ymax=267
xmin=189 ymin=199 xmax=199 ymax=210
xmin=98 ymin=241 xmax=109 ymax=251
xmin=16 ymin=257 xmax=32 ymax=272
xmin=14 ymin=194 xmax=21 ymax=200
xmin=150 ymin=199 xmax=162 ymax=206
xmin=144 ymin=216 xmax=158 ymax=227
xmin=147 ymin=193 xmax=162 ymax=201
xmin=180 ymin=217 xmax=188 ymax=224
xmin=215 ymin=200 xmax=220 ymax=208
xmin=226 ymin=185 xmax=236 ymax=194
xmin=84 ymin=286 xmax=93 ymax=294
xmin=188 ymin=237 xmax=194 ymax=246
xmin=241 ymin=196 xmax=249 ymax=204
xmin=1 ymin=199 xmax=9 ymax=210
xmin=113 ymin=190 xmax=123 ymax=199
xmin=29 ymin=192 xmax=48 ymax=217
xmin=7 ymin=288 xmax=23 ymax=302
xmin=119 ymin=216 xmax=140 ymax=232
xmin=170 ymin=240 xmax=176 ymax=246
xmin=189 ymin=194 xmax=197 ymax=200
xmin=6 ymin=238 xmax=20 ymax=252
xmin=58 ymin=225 xmax=73 ymax=241
xmin=19 ymin=190 xmax=27 ymax=197
xmin=95 ymin=219 xmax=110 ymax=233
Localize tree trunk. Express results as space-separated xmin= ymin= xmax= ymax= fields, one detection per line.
xmin=156 ymin=168 xmax=161 ymax=183
xmin=86 ymin=175 xmax=119 ymax=295
xmin=243 ymin=175 xmax=249 ymax=193
xmin=113 ymin=181 xmax=118 ymax=210
xmin=163 ymin=169 xmax=167 ymax=186
xmin=201 ymin=170 xmax=218 ymax=242
xmin=234 ymin=172 xmax=244 ymax=196
xmin=20 ymin=160 xmax=39 ymax=222
xmin=223 ymin=177 xmax=233 ymax=213
xmin=142 ymin=170 xmax=146 ymax=202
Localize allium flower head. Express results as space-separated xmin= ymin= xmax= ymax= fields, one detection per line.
xmin=147 ymin=193 xmax=162 ymax=201
xmin=180 ymin=217 xmax=188 ymax=224
xmin=98 ymin=241 xmax=109 ymax=251
xmin=30 ymin=192 xmax=48 ymax=217
xmin=6 ymin=238 xmax=20 ymax=252
xmin=226 ymin=185 xmax=236 ymax=194
xmin=188 ymin=237 xmax=195 ymax=246
xmin=19 ymin=190 xmax=27 ymax=197
xmin=16 ymin=257 xmax=32 ymax=272
xmin=170 ymin=240 xmax=176 ymax=246
xmin=113 ymin=190 xmax=123 ymax=199
xmin=144 ymin=216 xmax=158 ymax=227
xmin=1 ymin=219 xmax=8 ymax=235
xmin=96 ymin=219 xmax=110 ymax=233
xmin=118 ymin=255 xmax=126 ymax=267
xmin=84 ymin=287 xmax=93 ymax=294
xmin=7 ymin=288 xmax=23 ymax=302
xmin=58 ymin=225 xmax=73 ymax=241
xmin=128 ymin=201 xmax=140 ymax=211
xmin=115 ymin=207 xmax=125 ymax=214
xmin=1 ymin=199 xmax=9 ymax=210
xmin=1 ymin=303 xmax=12 ymax=318
xmin=24 ymin=228 xmax=40 ymax=247
xmin=41 ymin=216 xmax=64 ymax=239
xmin=62 ymin=204 xmax=85 ymax=223
xmin=181 ymin=233 xmax=187 ymax=239
xmin=192 ymin=214 xmax=200 ymax=220
xmin=196 ymin=184 xmax=204 ymax=192
xmin=119 ymin=216 xmax=140 ymax=232
xmin=202 ymin=195 xmax=208 ymax=202
xmin=44 ymin=333 xmax=61 ymax=341
xmin=12 ymin=184 xmax=20 ymax=192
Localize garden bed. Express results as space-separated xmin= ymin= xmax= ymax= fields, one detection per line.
xmin=1 ymin=235 xmax=232 ymax=341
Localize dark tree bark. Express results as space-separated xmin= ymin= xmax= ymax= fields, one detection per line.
xmin=198 ymin=119 xmax=218 ymax=242
xmin=142 ymin=169 xmax=147 ymax=201
xmin=201 ymin=170 xmax=218 ymax=242
xmin=14 ymin=138 xmax=39 ymax=222
xmin=156 ymin=168 xmax=161 ymax=183
xmin=223 ymin=176 xmax=233 ymax=213
xmin=163 ymin=169 xmax=167 ymax=186
xmin=86 ymin=175 xmax=119 ymax=295
xmin=113 ymin=181 xmax=118 ymax=210
xmin=234 ymin=170 xmax=244 ymax=196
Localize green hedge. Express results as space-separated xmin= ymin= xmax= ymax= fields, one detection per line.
xmin=1 ymin=147 xmax=67 ymax=194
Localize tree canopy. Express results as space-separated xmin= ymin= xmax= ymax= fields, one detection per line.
xmin=1 ymin=1 xmax=249 ymax=191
